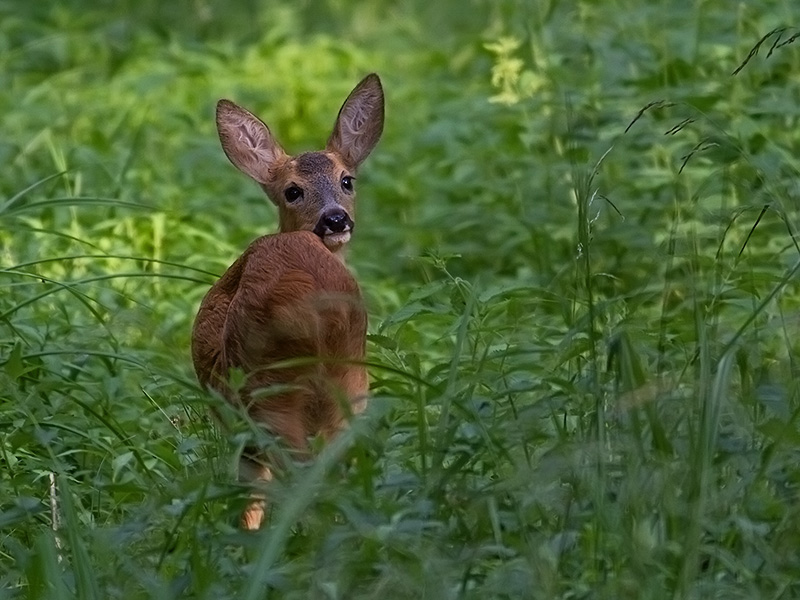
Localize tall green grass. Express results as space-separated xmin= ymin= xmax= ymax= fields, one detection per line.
xmin=1 ymin=1 xmax=799 ymax=598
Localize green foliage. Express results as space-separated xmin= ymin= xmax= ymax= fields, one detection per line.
xmin=2 ymin=0 xmax=800 ymax=598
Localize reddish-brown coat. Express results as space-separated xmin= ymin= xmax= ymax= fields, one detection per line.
xmin=192 ymin=231 xmax=368 ymax=445
xmin=192 ymin=74 xmax=383 ymax=529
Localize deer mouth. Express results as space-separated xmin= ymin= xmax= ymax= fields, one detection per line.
xmin=313 ymin=212 xmax=354 ymax=250
xmin=320 ymin=230 xmax=351 ymax=249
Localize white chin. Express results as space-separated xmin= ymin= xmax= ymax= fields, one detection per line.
xmin=323 ymin=231 xmax=351 ymax=248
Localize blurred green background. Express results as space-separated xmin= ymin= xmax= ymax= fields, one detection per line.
xmin=2 ymin=0 xmax=800 ymax=598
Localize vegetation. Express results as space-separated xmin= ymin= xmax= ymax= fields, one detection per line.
xmin=2 ymin=0 xmax=799 ymax=597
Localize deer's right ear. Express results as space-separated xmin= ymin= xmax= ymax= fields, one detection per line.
xmin=216 ymin=100 xmax=287 ymax=185
xmin=326 ymin=74 xmax=384 ymax=170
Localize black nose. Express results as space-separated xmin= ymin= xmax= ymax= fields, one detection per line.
xmin=322 ymin=210 xmax=352 ymax=233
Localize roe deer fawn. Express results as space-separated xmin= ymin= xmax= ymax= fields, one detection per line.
xmin=191 ymin=74 xmax=384 ymax=529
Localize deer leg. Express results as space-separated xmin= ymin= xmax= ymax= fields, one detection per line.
xmin=238 ymin=401 xmax=311 ymax=530
xmin=238 ymin=453 xmax=273 ymax=530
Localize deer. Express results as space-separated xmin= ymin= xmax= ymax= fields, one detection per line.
xmin=191 ymin=74 xmax=384 ymax=529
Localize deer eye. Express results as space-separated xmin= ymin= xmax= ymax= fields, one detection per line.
xmin=284 ymin=186 xmax=303 ymax=202
xmin=341 ymin=176 xmax=354 ymax=192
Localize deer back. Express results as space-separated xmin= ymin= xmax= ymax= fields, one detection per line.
xmin=191 ymin=231 xmax=367 ymax=440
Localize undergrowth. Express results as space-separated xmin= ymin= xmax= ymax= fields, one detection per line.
xmin=1 ymin=1 xmax=799 ymax=598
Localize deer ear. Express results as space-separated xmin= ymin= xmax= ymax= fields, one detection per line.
xmin=216 ymin=100 xmax=287 ymax=185
xmin=326 ymin=74 xmax=384 ymax=170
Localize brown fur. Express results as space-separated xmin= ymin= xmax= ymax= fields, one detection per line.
xmin=192 ymin=231 xmax=368 ymax=446
xmin=191 ymin=74 xmax=384 ymax=529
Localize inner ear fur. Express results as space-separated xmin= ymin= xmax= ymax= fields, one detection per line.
xmin=327 ymin=74 xmax=385 ymax=170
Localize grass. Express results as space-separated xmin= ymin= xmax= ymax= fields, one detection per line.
xmin=2 ymin=0 xmax=800 ymax=598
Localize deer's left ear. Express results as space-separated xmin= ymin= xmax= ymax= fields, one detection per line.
xmin=216 ymin=99 xmax=288 ymax=185
xmin=326 ymin=74 xmax=384 ymax=170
